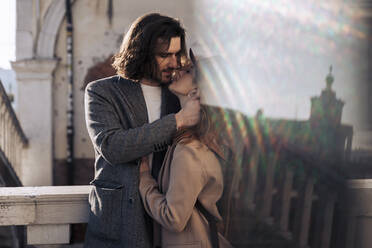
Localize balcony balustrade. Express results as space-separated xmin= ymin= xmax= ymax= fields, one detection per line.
xmin=0 ymin=186 xmax=90 ymax=245
xmin=0 ymin=174 xmax=365 ymax=247
xmin=0 ymin=80 xmax=28 ymax=186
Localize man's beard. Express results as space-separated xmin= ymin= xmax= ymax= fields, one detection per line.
xmin=154 ymin=68 xmax=174 ymax=85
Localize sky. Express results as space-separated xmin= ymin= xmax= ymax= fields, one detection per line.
xmin=0 ymin=0 xmax=369 ymax=149
xmin=0 ymin=0 xmax=15 ymax=69
xmin=195 ymin=0 xmax=370 ymax=135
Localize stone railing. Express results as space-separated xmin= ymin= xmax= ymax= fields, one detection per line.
xmin=346 ymin=179 xmax=372 ymax=248
xmin=0 ymin=80 xmax=28 ymax=184
xmin=228 ymin=141 xmax=348 ymax=248
xmin=0 ymin=186 xmax=90 ymax=245
xmin=0 ymin=178 xmax=367 ymax=247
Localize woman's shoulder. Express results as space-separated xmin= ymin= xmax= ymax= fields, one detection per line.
xmin=174 ymin=139 xmax=205 ymax=153
xmin=174 ymin=139 xmax=218 ymax=163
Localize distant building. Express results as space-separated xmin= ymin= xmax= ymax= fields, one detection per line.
xmin=0 ymin=68 xmax=16 ymax=107
xmin=249 ymin=67 xmax=352 ymax=163
xmin=200 ymin=67 xmax=354 ymax=247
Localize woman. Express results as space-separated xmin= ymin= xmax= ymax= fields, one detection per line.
xmin=139 ymin=55 xmax=232 ymax=248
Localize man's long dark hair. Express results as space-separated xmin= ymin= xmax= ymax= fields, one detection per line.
xmin=112 ymin=13 xmax=187 ymax=81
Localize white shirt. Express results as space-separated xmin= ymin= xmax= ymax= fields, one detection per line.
xmin=141 ymin=84 xmax=162 ymax=171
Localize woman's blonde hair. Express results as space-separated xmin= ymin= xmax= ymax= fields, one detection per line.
xmin=174 ymin=105 xmax=225 ymax=160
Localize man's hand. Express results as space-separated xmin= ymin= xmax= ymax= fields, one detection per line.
xmin=175 ymin=97 xmax=200 ymax=129
xmin=140 ymin=156 xmax=150 ymax=173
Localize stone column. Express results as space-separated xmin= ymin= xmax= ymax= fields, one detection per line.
xmin=15 ymin=0 xmax=34 ymax=61
xmin=11 ymin=59 xmax=58 ymax=186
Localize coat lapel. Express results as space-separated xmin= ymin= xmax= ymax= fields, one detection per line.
xmin=158 ymin=142 xmax=177 ymax=193
xmin=118 ymin=76 xmax=148 ymax=126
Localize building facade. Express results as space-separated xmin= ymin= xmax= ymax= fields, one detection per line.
xmin=12 ymin=0 xmax=198 ymax=186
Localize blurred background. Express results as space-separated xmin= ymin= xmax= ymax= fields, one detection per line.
xmin=0 ymin=0 xmax=371 ymax=247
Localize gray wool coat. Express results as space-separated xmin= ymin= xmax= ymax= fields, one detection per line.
xmin=83 ymin=75 xmax=180 ymax=248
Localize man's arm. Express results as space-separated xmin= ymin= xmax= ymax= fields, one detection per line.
xmin=84 ymin=81 xmax=200 ymax=165
xmin=85 ymin=82 xmax=177 ymax=165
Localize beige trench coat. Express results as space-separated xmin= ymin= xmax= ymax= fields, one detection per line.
xmin=139 ymin=139 xmax=233 ymax=248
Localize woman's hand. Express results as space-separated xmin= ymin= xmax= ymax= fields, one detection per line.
xmin=140 ymin=156 xmax=150 ymax=173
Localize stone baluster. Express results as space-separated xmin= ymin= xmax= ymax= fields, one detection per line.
xmin=294 ymin=176 xmax=314 ymax=248
xmin=277 ymin=165 xmax=294 ymax=238
xmin=245 ymin=148 xmax=259 ymax=210
xmin=10 ymin=127 xmax=14 ymax=167
xmin=0 ymin=104 xmax=4 ymax=150
xmin=0 ymin=80 xmax=28 ymax=184
xmin=259 ymin=152 xmax=276 ymax=222
xmin=312 ymin=189 xmax=336 ymax=248
xmin=320 ymin=193 xmax=336 ymax=248
xmin=5 ymin=113 xmax=9 ymax=157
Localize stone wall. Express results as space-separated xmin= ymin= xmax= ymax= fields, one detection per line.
xmin=13 ymin=0 xmax=198 ymax=186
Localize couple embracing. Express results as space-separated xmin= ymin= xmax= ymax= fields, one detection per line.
xmin=84 ymin=13 xmax=233 ymax=248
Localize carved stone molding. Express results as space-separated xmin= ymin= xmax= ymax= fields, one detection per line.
xmin=11 ymin=59 xmax=59 ymax=81
xmin=36 ymin=0 xmax=76 ymax=58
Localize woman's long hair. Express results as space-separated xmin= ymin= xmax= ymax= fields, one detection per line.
xmin=112 ymin=13 xmax=187 ymax=81
xmin=174 ymin=105 xmax=225 ymax=160
xmin=174 ymin=50 xmax=225 ymax=159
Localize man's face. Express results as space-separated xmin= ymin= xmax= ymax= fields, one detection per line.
xmin=154 ymin=37 xmax=181 ymax=84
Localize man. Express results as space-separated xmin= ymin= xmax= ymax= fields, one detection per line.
xmin=84 ymin=13 xmax=200 ymax=248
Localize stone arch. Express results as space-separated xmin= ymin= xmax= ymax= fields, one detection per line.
xmin=36 ymin=0 xmax=76 ymax=58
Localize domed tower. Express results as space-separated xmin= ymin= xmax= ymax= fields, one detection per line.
xmin=309 ymin=66 xmax=353 ymax=160
xmin=310 ymin=66 xmax=345 ymax=128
